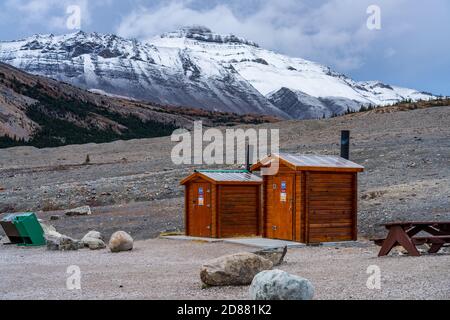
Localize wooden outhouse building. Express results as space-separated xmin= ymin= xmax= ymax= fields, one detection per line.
xmin=251 ymin=153 xmax=364 ymax=244
xmin=180 ymin=170 xmax=262 ymax=238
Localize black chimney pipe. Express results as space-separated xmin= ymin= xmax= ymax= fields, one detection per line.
xmin=341 ymin=130 xmax=350 ymax=160
xmin=246 ymin=144 xmax=251 ymax=172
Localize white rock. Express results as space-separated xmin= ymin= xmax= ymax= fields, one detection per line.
xmin=82 ymin=230 xmax=103 ymax=241
xmin=40 ymin=223 xmax=63 ymax=238
xmin=81 ymin=231 xmax=106 ymax=250
xmin=250 ymin=270 xmax=315 ymax=300
xmin=65 ymin=206 xmax=92 ymax=216
xmin=109 ymin=231 xmax=133 ymax=253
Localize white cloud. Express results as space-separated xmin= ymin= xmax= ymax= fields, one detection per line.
xmin=116 ymin=0 xmax=450 ymax=73
xmin=5 ymin=0 xmax=112 ymax=32
xmin=114 ymin=1 xmax=379 ymax=71
xmin=2 ymin=0 xmax=449 ymax=93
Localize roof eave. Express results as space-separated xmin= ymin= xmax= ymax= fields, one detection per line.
xmin=250 ymin=154 xmax=297 ymax=171
xmin=293 ymin=166 xmax=365 ymax=173
xmin=180 ymin=172 xmax=218 ymax=185
xmin=180 ymin=172 xmax=262 ymax=185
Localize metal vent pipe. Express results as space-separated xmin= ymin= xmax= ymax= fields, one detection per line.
xmin=341 ymin=130 xmax=350 ymax=160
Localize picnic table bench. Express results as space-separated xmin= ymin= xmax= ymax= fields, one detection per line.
xmin=374 ymin=221 xmax=450 ymax=257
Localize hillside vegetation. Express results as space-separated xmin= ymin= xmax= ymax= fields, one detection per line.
xmin=0 ymin=63 xmax=276 ymax=149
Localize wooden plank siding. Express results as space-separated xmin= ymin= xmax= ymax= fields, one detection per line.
xmin=294 ymin=173 xmax=301 ymax=242
xmin=218 ymin=185 xmax=260 ymax=238
xmin=183 ymin=154 xmax=361 ymax=242
xmin=306 ymin=172 xmax=356 ymax=243
xmin=258 ymin=184 xmax=264 ymax=236
xmin=184 ymin=176 xmax=261 ymax=238
xmin=263 ymin=175 xmax=274 ymax=238
xmin=184 ymin=185 xmax=189 ymax=236
xmin=211 ymin=184 xmax=217 ymax=238
xmin=186 ymin=183 xmax=195 ymax=236
xmin=255 ymin=153 xmax=362 ymax=243
xmin=183 ymin=171 xmax=262 ymax=239
xmin=261 ymin=168 xmax=358 ymax=243
xmin=352 ymin=172 xmax=358 ymax=241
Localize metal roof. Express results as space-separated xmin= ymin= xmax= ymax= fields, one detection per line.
xmin=195 ymin=170 xmax=250 ymax=174
xmin=277 ymin=153 xmax=364 ymax=169
xmin=181 ymin=170 xmax=262 ymax=185
xmin=251 ymin=153 xmax=364 ymax=172
xmin=199 ymin=171 xmax=262 ymax=183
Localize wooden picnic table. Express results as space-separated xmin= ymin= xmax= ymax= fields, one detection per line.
xmin=376 ymin=221 xmax=450 ymax=257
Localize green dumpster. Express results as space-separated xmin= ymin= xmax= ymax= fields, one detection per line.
xmin=0 ymin=213 xmax=45 ymax=246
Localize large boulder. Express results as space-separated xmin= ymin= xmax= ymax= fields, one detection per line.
xmin=253 ymin=246 xmax=287 ymax=266
xmin=250 ymin=270 xmax=315 ymax=300
xmin=200 ymin=252 xmax=273 ymax=286
xmin=81 ymin=231 xmax=106 ymax=250
xmin=109 ymin=231 xmax=133 ymax=253
xmin=65 ymin=206 xmax=92 ymax=217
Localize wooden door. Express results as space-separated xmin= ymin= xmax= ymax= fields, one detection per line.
xmin=190 ymin=183 xmax=212 ymax=237
xmin=269 ymin=175 xmax=294 ymax=240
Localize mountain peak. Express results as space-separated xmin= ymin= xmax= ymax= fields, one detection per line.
xmin=159 ymin=25 xmax=259 ymax=47
xmin=0 ymin=29 xmax=435 ymax=121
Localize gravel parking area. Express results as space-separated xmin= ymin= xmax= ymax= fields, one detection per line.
xmin=0 ymin=239 xmax=448 ymax=300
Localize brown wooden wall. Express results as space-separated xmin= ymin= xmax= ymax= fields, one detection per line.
xmin=185 ymin=183 xmax=195 ymax=236
xmin=218 ymin=185 xmax=260 ymax=238
xmin=185 ymin=168 xmax=358 ymax=242
xmin=262 ymin=165 xmax=358 ymax=243
xmin=296 ymin=172 xmax=305 ymax=243
xmin=263 ymin=174 xmax=275 ymax=239
xmin=185 ymin=179 xmax=261 ymax=238
xmin=305 ymin=172 xmax=357 ymax=243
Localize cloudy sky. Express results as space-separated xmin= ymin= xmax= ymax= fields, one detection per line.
xmin=0 ymin=0 xmax=449 ymax=95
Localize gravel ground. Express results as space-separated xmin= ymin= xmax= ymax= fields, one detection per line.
xmin=34 ymin=198 xmax=184 ymax=241
xmin=0 ymin=238 xmax=448 ymax=300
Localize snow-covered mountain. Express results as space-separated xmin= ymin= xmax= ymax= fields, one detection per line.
xmin=0 ymin=26 xmax=434 ymax=119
